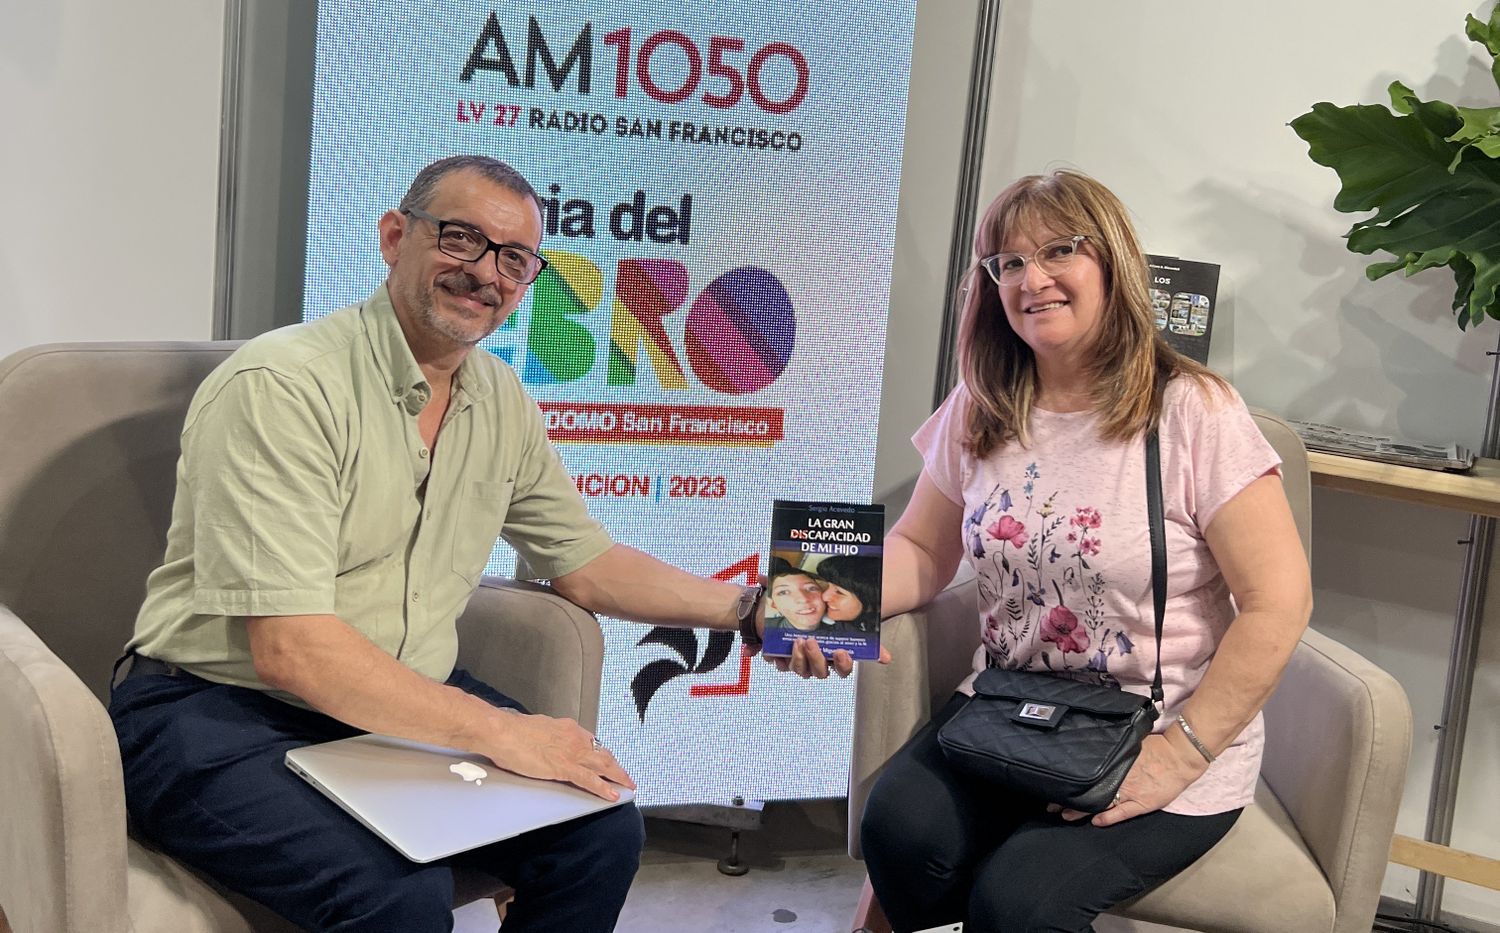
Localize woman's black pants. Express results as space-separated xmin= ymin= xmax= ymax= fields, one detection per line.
xmin=860 ymin=694 xmax=1240 ymax=933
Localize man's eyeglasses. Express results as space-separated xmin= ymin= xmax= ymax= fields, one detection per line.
xmin=979 ymin=235 xmax=1089 ymax=286
xmin=401 ymin=207 xmax=549 ymax=285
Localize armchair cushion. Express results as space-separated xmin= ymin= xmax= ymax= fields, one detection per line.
xmin=1259 ymin=627 xmax=1411 ymax=933
xmin=457 ymin=576 xmax=605 ymax=730
xmin=125 ymin=842 xmax=270 ymax=933
xmin=0 ymin=604 xmax=130 ymax=933
xmin=1112 ymin=782 xmax=1334 ymax=932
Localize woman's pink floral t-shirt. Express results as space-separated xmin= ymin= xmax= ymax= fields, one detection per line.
xmin=913 ymin=377 xmax=1280 ymax=815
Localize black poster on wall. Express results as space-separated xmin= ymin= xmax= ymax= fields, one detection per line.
xmin=1145 ymin=255 xmax=1220 ymax=364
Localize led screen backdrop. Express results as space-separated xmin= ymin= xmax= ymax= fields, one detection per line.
xmin=305 ymin=0 xmax=917 ymax=805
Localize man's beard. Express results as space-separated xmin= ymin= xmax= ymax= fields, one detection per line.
xmin=417 ymin=270 xmax=505 ymax=346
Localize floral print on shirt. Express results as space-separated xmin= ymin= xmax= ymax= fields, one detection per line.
xmin=967 ymin=462 xmax=1134 ymax=684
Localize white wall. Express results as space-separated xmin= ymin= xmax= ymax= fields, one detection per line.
xmin=0 ymin=0 xmax=225 ymax=360
xmin=872 ymin=0 xmax=982 ymax=513
xmin=979 ymin=0 xmax=1500 ymax=922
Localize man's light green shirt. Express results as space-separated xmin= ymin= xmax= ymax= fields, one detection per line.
xmin=129 ymin=285 xmax=613 ymax=697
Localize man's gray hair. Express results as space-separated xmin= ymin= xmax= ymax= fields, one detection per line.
xmin=398 ymin=155 xmax=539 ymax=213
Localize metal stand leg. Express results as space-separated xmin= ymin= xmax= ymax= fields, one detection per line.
xmin=1414 ymin=336 xmax=1500 ymax=924
xmin=643 ymin=795 xmax=765 ymax=878
xmin=1416 ymin=514 xmax=1491 ymax=922
xmin=717 ymin=830 xmax=750 ymax=876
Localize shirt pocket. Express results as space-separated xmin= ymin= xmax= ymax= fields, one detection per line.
xmin=452 ymin=479 xmax=514 ymax=586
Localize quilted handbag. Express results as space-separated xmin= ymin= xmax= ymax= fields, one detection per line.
xmin=937 ymin=432 xmax=1167 ymax=813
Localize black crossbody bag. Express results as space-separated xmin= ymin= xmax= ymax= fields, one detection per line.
xmin=936 ymin=431 xmax=1166 ymax=813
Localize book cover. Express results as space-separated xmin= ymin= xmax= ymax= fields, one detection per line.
xmin=763 ymin=499 xmax=884 ymax=661
xmin=1146 ymin=255 xmax=1220 ymax=365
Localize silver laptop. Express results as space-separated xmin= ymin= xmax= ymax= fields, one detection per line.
xmin=285 ymin=733 xmax=635 ymax=863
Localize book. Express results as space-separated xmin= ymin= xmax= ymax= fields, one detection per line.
xmin=763 ymin=499 xmax=884 ymax=661
xmin=1146 ymin=255 xmax=1220 ymax=365
xmin=1287 ymin=419 xmax=1475 ymax=472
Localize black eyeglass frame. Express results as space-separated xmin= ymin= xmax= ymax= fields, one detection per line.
xmin=401 ymin=207 xmax=549 ymax=285
xmin=978 ymin=234 xmax=1090 ymax=286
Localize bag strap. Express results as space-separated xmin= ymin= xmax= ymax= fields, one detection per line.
xmin=1146 ymin=429 xmax=1166 ymax=705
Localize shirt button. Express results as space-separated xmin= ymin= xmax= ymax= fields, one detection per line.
xmin=419 ymin=447 xmax=430 ymax=459
xmin=411 ymin=591 xmax=421 ymax=602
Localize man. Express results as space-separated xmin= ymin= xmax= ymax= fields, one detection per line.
xmin=109 ymin=155 xmax=848 ymax=933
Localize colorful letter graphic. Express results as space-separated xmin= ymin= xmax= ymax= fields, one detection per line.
xmin=685 ymin=267 xmax=794 ymax=394
xmin=523 ymin=249 xmax=602 ymax=384
xmin=609 ymin=259 xmax=691 ymax=389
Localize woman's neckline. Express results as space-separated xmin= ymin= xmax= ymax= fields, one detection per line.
xmin=1032 ymin=402 xmax=1094 ymax=416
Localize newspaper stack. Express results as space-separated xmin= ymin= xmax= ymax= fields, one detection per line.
xmin=1287 ymin=419 xmax=1475 ymax=473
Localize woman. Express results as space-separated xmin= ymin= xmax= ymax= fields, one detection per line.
xmin=857 ymin=171 xmax=1312 ymax=933
xmin=811 ymin=555 xmax=881 ymax=634
xmin=763 ymin=556 xmax=829 ymax=632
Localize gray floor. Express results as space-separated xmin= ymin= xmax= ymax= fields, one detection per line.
xmin=454 ymin=798 xmax=868 ymax=933
xmin=618 ymin=799 xmax=868 ymax=933
xmin=448 ymin=798 xmax=1184 ymax=933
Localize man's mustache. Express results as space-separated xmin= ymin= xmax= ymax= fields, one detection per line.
xmin=436 ymin=271 xmax=501 ymax=309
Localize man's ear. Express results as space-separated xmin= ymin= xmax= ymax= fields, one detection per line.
xmin=377 ymin=209 xmax=407 ymax=268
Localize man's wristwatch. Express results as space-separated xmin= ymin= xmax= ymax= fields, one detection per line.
xmin=735 ymin=583 xmax=765 ymax=648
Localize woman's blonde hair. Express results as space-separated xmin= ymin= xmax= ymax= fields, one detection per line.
xmin=956 ymin=170 xmax=1225 ymax=456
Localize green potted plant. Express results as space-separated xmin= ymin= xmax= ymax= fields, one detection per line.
xmin=1290 ymin=6 xmax=1500 ymax=329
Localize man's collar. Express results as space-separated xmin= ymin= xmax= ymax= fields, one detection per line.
xmin=450 ymin=344 xmax=493 ymax=411
xmin=362 ymin=283 xmax=496 ymax=415
xmin=362 ymin=284 xmax=431 ymax=416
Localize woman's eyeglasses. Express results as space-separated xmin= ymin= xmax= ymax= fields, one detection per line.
xmin=979 ymin=235 xmax=1088 ymax=286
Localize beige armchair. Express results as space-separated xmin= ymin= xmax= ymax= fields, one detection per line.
xmin=849 ymin=411 xmax=1413 ymax=933
xmin=0 ymin=342 xmax=606 ymax=933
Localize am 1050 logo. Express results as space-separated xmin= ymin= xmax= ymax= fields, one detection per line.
xmin=488 ymin=252 xmax=795 ymax=396
xmin=459 ymin=14 xmax=810 ymax=115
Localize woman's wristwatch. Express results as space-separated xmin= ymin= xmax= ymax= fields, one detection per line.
xmin=736 ymin=583 xmax=765 ymax=648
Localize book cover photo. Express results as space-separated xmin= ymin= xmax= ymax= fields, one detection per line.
xmin=762 ymin=499 xmax=885 ymax=661
xmin=1145 ymin=254 xmax=1221 ymax=365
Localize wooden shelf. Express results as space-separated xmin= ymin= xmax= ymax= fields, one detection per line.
xmin=1391 ymin=835 xmax=1500 ymax=891
xmin=1308 ymin=452 xmax=1500 ymax=519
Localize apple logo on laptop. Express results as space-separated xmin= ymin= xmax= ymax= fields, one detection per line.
xmin=449 ymin=761 xmax=488 ymax=786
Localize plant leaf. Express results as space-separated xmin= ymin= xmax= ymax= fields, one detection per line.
xmin=1365 ymin=258 xmax=1406 ymax=279
xmin=1471 ymin=9 xmax=1500 ymax=57
xmin=1388 ymin=80 xmax=1419 ymax=115
xmin=1475 ymin=135 xmax=1500 ymax=159
xmin=1386 ymin=84 xmax=1500 ymax=174
xmin=1447 ymin=109 xmax=1500 ymax=171
xmin=1291 ymin=92 xmax=1500 ymax=327
xmin=1445 ymin=104 xmax=1500 ymax=145
xmin=1451 ymin=259 xmax=1480 ymax=327
xmin=1400 ymin=90 xmax=1500 ymax=171
xmin=1469 ymin=11 xmax=1500 ymax=92
xmin=1345 ymin=188 xmax=1500 ymax=325
xmin=1396 ymin=92 xmax=1464 ymax=147
xmin=1291 ymin=101 xmax=1464 ymax=225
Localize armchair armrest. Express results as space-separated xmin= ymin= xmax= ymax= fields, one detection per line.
xmin=1261 ymin=626 xmax=1411 ymax=933
xmin=454 ymin=578 xmax=604 ymax=731
xmin=848 ymin=578 xmax=980 ymax=858
xmin=0 ymin=604 xmax=131 ymax=933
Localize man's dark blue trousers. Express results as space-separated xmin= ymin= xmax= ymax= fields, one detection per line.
xmin=109 ymin=660 xmax=644 ymax=932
